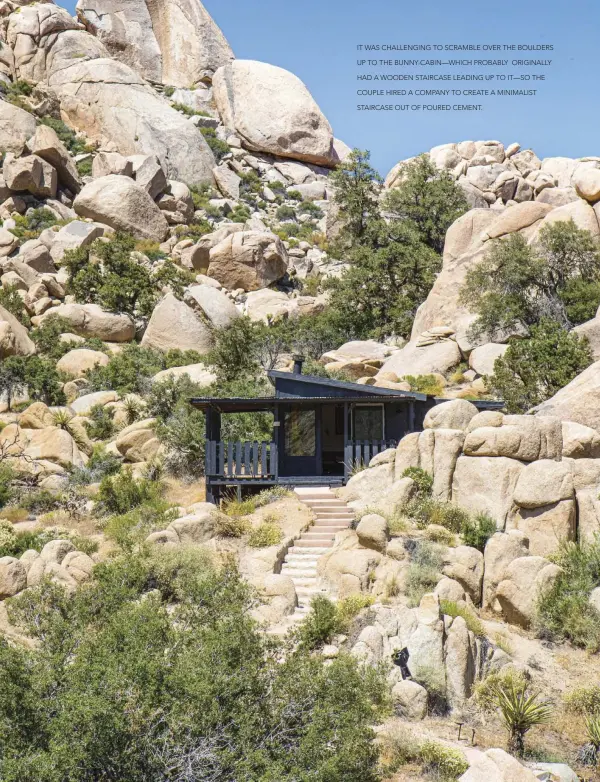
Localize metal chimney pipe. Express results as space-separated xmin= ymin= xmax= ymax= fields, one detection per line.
xmin=292 ymin=354 xmax=305 ymax=375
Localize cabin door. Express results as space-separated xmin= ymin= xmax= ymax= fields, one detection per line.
xmin=280 ymin=405 xmax=320 ymax=477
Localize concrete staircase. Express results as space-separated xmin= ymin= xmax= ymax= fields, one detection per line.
xmin=279 ymin=487 xmax=354 ymax=622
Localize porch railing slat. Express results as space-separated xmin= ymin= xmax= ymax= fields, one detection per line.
xmin=253 ymin=441 xmax=259 ymax=476
xmin=235 ymin=442 xmax=243 ymax=475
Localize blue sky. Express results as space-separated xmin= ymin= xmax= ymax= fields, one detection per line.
xmin=62 ymin=0 xmax=599 ymax=176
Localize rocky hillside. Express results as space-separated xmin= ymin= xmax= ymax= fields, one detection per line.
xmin=1 ymin=2 xmax=600 ymax=781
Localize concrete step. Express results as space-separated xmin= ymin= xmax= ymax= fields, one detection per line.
xmin=288 ymin=578 xmax=318 ymax=588
xmin=289 ymin=545 xmax=330 ymax=554
xmin=302 ymin=534 xmax=335 ymax=541
xmin=311 ymin=523 xmax=350 ymax=530
xmin=285 ymin=554 xmax=320 ymax=563
xmin=294 ymin=540 xmax=332 ymax=549
xmin=282 ymin=560 xmax=319 ymax=570
xmin=312 ymin=509 xmax=354 ymax=516
xmin=282 ymin=568 xmax=318 ymax=579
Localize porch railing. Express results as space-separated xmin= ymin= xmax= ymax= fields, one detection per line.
xmin=344 ymin=439 xmax=398 ymax=472
xmin=206 ymin=441 xmax=278 ymax=479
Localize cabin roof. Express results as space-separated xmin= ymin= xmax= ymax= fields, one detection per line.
xmin=190 ymin=394 xmax=423 ymax=414
xmin=266 ymin=370 xmax=428 ymax=399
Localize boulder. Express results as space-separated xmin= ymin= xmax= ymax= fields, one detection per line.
xmin=152 ymin=363 xmax=216 ymax=386
xmin=213 ymin=60 xmax=335 ymax=166
xmin=0 ymin=303 xmax=36 ymax=358
xmin=128 ymin=154 xmax=167 ymax=200
xmin=5 ymin=4 xmax=217 ymax=184
xmin=0 ymin=557 xmax=27 ymax=599
xmin=19 ymin=401 xmax=55 ymax=430
xmin=445 ymin=615 xmax=477 ymax=708
xmin=37 ymin=303 xmax=135 ymax=342
xmin=460 ymin=748 xmax=542 ymax=782
xmin=76 ymin=0 xmax=234 ymax=86
xmin=482 ymin=531 xmax=530 ymax=611
xmin=168 ymin=512 xmax=217 ymax=544
xmin=27 ymin=124 xmax=82 ymax=194
xmin=46 ymin=221 xmax=107 ymax=264
xmin=56 ymin=348 xmax=110 ymax=378
xmin=575 ymin=488 xmax=600 ymax=543
xmin=17 ymin=240 xmax=56 ymax=274
xmin=452 ymin=456 xmax=524 ymax=529
xmin=339 ymin=462 xmax=395 ymax=505
xmin=40 ymin=540 xmax=76 ymax=565
xmin=207 ymin=231 xmax=288 ymax=291
xmin=464 ymin=416 xmax=562 ymax=462
xmin=115 ymin=419 xmax=156 ymax=462
xmin=0 ymin=228 xmax=19 ymax=259
xmin=182 ymin=223 xmax=246 ymax=273
xmin=468 ymin=343 xmax=508 ymax=376
xmin=184 ymin=284 xmax=240 ymax=329
xmin=391 ymin=679 xmax=427 ymax=720
xmin=534 ymin=360 xmax=600 ymax=430
xmin=62 ymin=551 xmax=95 ymax=583
xmin=0 ymin=424 xmax=84 ymax=468
xmin=317 ymin=544 xmax=382 ymax=598
xmin=356 ymin=514 xmax=389 ymax=553
xmin=244 ymin=289 xmax=291 ymax=323
xmin=0 ymin=99 xmax=37 ymax=156
xmin=141 ymin=293 xmax=213 ymax=353
xmin=74 ymin=175 xmax=169 ymax=241
xmin=70 ymin=390 xmax=119 ymax=415
xmin=92 ymin=151 xmax=133 ymax=178
xmin=377 ymin=340 xmax=461 ymax=380
xmin=534 ymin=199 xmax=600 ymax=239
xmin=424 ymin=399 xmax=478 ymax=431
xmin=482 ymin=201 xmax=553 ymax=240
xmin=442 ymin=545 xmax=484 ymax=604
xmin=573 ymin=167 xmax=600 ymax=203
xmin=508 ymin=500 xmax=576 ymax=557
xmin=213 ymin=166 xmax=241 ymax=200
xmin=434 ymin=576 xmax=467 ymax=603
xmin=512 ymin=460 xmax=573 ymax=510
xmin=3 ymin=154 xmax=57 ymax=198
xmin=496 ymin=556 xmax=562 ymax=628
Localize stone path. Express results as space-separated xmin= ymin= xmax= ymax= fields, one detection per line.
xmin=277 ymin=487 xmax=354 ymax=624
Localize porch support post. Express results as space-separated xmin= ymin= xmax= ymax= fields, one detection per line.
xmin=408 ymin=400 xmax=415 ymax=433
xmin=343 ymin=402 xmax=349 ymax=481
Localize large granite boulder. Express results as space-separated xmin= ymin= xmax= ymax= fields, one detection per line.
xmin=213 ymin=60 xmax=336 ymax=166
xmin=36 ymin=304 xmax=135 ymax=342
xmin=7 ymin=4 xmax=215 ymax=184
xmin=76 ymin=0 xmax=234 ymax=86
xmin=141 ymin=293 xmax=213 ymax=353
xmin=207 ymin=231 xmax=288 ymax=291
xmin=0 ymin=98 xmax=37 ymax=156
xmin=74 ymin=175 xmax=169 ymax=241
xmin=534 ymin=360 xmax=600 ymax=430
xmin=0 ymin=304 xmax=36 ymax=358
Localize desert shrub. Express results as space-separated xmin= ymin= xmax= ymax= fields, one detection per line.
xmin=247 ymin=521 xmax=282 ymax=548
xmin=439 ymin=599 xmax=485 ymax=637
xmin=39 ymin=117 xmax=93 ymax=156
xmin=401 ymin=466 xmax=433 ymax=498
xmin=156 ymin=407 xmax=206 ymax=479
xmin=0 ymin=548 xmax=387 ymax=781
xmin=85 ymin=345 xmax=165 ymax=394
xmin=298 ymin=201 xmax=323 ymax=218
xmin=404 ymin=497 xmax=470 ymax=533
xmin=18 ymin=489 xmax=61 ymax=515
xmin=564 ymin=684 xmax=600 ymax=716
xmin=536 ymin=537 xmax=600 ymax=650
xmin=0 ymin=285 xmax=30 ymax=326
xmin=0 ymin=465 xmax=14 ymax=509
xmin=488 ymin=320 xmax=593 ymax=413
xmin=96 ymin=470 xmax=163 ymax=516
xmin=10 ymin=208 xmax=59 ymax=241
xmin=419 ymin=741 xmax=468 ymax=780
xmin=276 ymin=205 xmax=296 ymax=221
xmin=461 ymin=220 xmax=600 ymax=341
xmin=30 ymin=316 xmax=95 ymax=362
xmin=214 ymin=514 xmax=251 ymax=538
xmin=230 ymin=203 xmax=252 ymax=223
xmin=424 ymin=525 xmax=455 ymax=545
xmin=0 ymin=355 xmax=65 ymax=408
xmin=402 ymin=374 xmax=445 ymax=396
xmin=84 ymin=404 xmax=116 ymax=441
xmin=69 ymin=446 xmax=122 ymax=486
xmin=296 ymin=594 xmax=340 ymax=650
xmin=461 ymin=512 xmax=497 ymax=552
xmin=222 ymin=496 xmax=257 ymax=518
xmin=405 ymin=540 xmax=444 ymax=606
xmin=335 ymin=594 xmax=375 ymax=631
xmin=103 ymin=500 xmax=178 ymax=551
xmin=199 ymin=126 xmax=230 ymax=161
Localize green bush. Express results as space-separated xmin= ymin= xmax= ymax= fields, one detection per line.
xmin=488 ymin=320 xmax=593 ymax=413
xmin=84 ymin=404 xmax=116 ymax=441
xmin=199 ymin=126 xmax=230 ymax=161
xmin=298 ymin=201 xmax=323 ymax=218
xmin=0 ymin=549 xmax=388 ymax=781
xmin=536 ymin=537 xmax=600 ymax=650
xmin=405 ymin=540 xmax=444 ymax=606
xmin=0 ymin=466 xmax=14 ymax=509
xmin=0 ymin=355 xmax=65 ymax=408
xmin=103 ymin=500 xmax=178 ymax=551
xmin=461 ymin=512 xmax=497 ymax=552
xmin=69 ymin=446 xmax=122 ymax=486
xmin=564 ymin=684 xmax=600 ymax=716
xmin=30 ymin=316 xmax=103 ymax=362
xmin=0 ymin=285 xmax=30 ymax=326
xmin=419 ymin=741 xmax=468 ymax=780
xmin=96 ymin=470 xmax=163 ymax=516
xmin=402 ymin=374 xmax=445 ymax=396
xmin=296 ymin=594 xmax=340 ymax=649
xmin=10 ymin=208 xmax=59 ymax=242
xmin=276 ymin=205 xmax=297 ymax=221
xmin=247 ymin=521 xmax=283 ymax=548
xmin=401 ymin=466 xmax=433 ymax=498
xmin=404 ymin=496 xmax=470 ymax=533
xmin=439 ymin=599 xmax=485 ymax=636
xmin=85 ymin=345 xmax=166 ymax=395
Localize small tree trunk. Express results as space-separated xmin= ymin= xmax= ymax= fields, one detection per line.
xmin=508 ymin=729 xmax=525 ymax=758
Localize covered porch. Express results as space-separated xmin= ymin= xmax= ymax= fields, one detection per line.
xmin=194 ymin=395 xmax=416 ymax=503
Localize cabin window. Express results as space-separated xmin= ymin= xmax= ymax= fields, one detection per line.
xmin=353 ymin=405 xmax=384 ymax=441
xmin=284 ymin=408 xmax=316 ymax=456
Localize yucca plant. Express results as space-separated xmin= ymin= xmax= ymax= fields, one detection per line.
xmin=493 ymin=681 xmax=552 ymax=757
xmin=52 ymin=409 xmax=89 ymax=451
xmin=122 ymin=395 xmax=144 ymax=426
xmin=578 ymin=715 xmax=600 ymax=767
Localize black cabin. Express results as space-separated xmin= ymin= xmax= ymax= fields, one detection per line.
xmin=191 ymin=359 xmax=502 ymax=504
